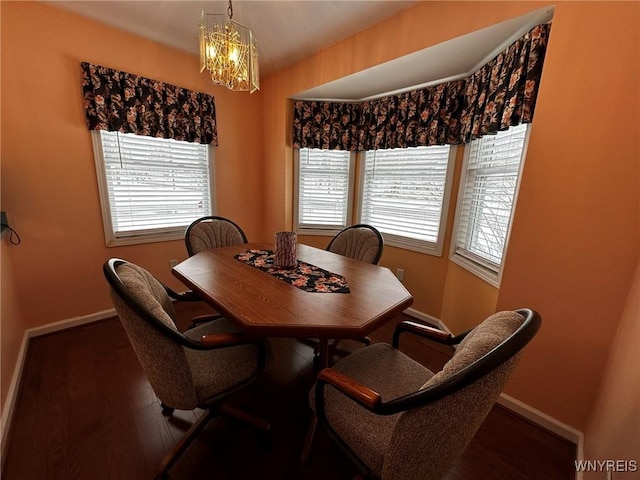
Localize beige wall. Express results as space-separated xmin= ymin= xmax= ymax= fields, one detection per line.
xmin=0 ymin=1 xmax=264 ymax=410
xmin=1 ymin=0 xmax=638 ymax=445
xmin=261 ymin=1 xmax=639 ymax=432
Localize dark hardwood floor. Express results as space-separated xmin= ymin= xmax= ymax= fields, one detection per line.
xmin=2 ymin=303 xmax=576 ymax=479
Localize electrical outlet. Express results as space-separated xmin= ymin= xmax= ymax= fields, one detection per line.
xmin=396 ymin=268 xmax=404 ymax=282
xmin=169 ymin=259 xmax=180 ymax=268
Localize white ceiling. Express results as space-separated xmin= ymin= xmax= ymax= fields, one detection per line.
xmin=44 ymin=0 xmax=418 ymax=76
xmin=296 ymin=5 xmax=554 ymax=101
xmin=44 ymin=1 xmax=553 ymax=99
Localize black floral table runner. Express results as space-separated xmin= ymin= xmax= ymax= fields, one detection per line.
xmin=234 ymin=249 xmax=350 ymax=293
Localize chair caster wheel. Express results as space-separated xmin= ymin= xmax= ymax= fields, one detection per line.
xmin=161 ymin=403 xmax=175 ymax=416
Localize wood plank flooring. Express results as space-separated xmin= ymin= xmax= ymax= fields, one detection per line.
xmin=2 ymin=303 xmax=576 ymax=479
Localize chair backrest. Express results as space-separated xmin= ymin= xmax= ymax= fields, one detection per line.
xmin=185 ymin=216 xmax=248 ymax=256
xmin=103 ymin=258 xmax=199 ymax=410
xmin=382 ymin=310 xmax=540 ymax=480
xmin=326 ymin=224 xmax=383 ymax=264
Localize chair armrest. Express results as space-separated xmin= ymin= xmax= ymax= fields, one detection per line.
xmin=317 ymin=368 xmax=382 ymax=410
xmin=189 ymin=313 xmax=223 ymax=329
xmin=392 ymin=320 xmax=456 ymax=348
xmin=165 ymin=288 xmax=201 ymax=302
xmin=199 ymin=332 xmax=262 ymax=349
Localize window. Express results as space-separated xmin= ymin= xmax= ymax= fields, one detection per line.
xmin=294 ymin=148 xmax=354 ymax=233
xmin=359 ymin=146 xmax=456 ymax=255
xmin=92 ymin=130 xmax=213 ymax=246
xmin=450 ymin=124 xmax=530 ymax=286
xmin=294 ymin=145 xmax=455 ymax=255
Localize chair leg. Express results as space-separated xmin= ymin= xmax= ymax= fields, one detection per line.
xmin=160 ymin=403 xmax=175 ymax=416
xmin=218 ymin=404 xmax=271 ymax=433
xmin=155 ymin=408 xmax=215 ymax=480
xmin=313 ymin=337 xmax=372 ymax=369
xmin=300 ymin=414 xmax=318 ymax=466
xmin=331 ymin=337 xmax=371 ymax=359
xmin=219 ymin=403 xmax=272 ymax=449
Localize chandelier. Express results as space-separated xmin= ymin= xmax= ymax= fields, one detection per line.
xmin=199 ymin=0 xmax=259 ymax=93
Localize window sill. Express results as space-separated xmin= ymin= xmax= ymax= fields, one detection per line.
xmin=382 ymin=234 xmax=443 ymax=257
xmin=296 ymin=227 xmax=345 ymax=237
xmin=105 ymin=230 xmax=186 ymax=247
xmin=449 ymin=253 xmax=501 ymax=288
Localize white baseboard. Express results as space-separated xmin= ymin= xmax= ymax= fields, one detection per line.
xmin=497 ymin=393 xmax=584 ymax=444
xmin=498 ymin=394 xmax=584 ymax=480
xmin=403 ymin=307 xmax=453 ymax=334
xmin=28 ymin=308 xmax=116 ymax=338
xmin=0 ymin=332 xmax=28 ymax=461
xmin=0 ymin=308 xmax=116 ymax=461
xmin=3 ymin=306 xmax=583 ymax=466
xmin=403 ymin=307 xmax=583 ymax=455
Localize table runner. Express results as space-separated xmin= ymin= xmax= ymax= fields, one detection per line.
xmin=234 ymin=249 xmax=350 ymax=293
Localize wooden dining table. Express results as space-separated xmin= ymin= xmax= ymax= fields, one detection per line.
xmin=172 ymin=241 xmax=413 ymax=463
xmin=171 ymin=242 xmax=414 ymax=369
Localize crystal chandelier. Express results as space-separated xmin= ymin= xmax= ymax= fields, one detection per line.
xmin=199 ymin=0 xmax=259 ymax=93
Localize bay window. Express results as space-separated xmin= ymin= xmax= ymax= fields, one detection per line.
xmin=450 ymin=124 xmax=530 ymax=286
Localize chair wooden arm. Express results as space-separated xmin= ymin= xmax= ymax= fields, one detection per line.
xmin=189 ymin=313 xmax=223 ymax=329
xmin=165 ymin=288 xmax=201 ymax=302
xmin=393 ymin=320 xmax=457 ymax=348
xmin=317 ymin=368 xmax=382 ymax=410
xmin=199 ymin=332 xmax=261 ymax=349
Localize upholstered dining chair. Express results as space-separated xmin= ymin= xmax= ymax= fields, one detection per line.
xmin=103 ymin=258 xmax=269 ymax=480
xmin=326 ymin=224 xmax=384 ymax=265
xmin=309 ymin=308 xmax=541 ymax=480
xmin=311 ymin=224 xmax=384 ymax=364
xmin=185 ymin=215 xmax=248 ymax=256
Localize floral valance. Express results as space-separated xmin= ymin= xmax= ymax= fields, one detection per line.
xmin=81 ymin=62 xmax=218 ymax=145
xmin=292 ymin=23 xmax=550 ymax=150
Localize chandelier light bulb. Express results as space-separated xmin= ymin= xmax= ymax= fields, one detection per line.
xmin=199 ymin=1 xmax=259 ymax=93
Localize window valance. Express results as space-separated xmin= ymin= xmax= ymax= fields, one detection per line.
xmin=292 ymin=23 xmax=550 ymax=150
xmin=81 ymin=62 xmax=218 ymax=145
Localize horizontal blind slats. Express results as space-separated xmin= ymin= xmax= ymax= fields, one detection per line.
xmin=362 ymin=146 xmax=450 ymax=244
xmin=99 ymin=131 xmax=211 ymax=236
xmin=455 ymin=124 xmax=527 ymax=267
xmin=298 ymin=148 xmax=351 ymax=227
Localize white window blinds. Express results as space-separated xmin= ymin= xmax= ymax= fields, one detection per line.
xmin=296 ymin=148 xmax=352 ymax=230
xmin=452 ymin=123 xmax=529 ymax=276
xmin=93 ymin=131 xmax=212 ymax=245
xmin=360 ymin=145 xmax=454 ymax=254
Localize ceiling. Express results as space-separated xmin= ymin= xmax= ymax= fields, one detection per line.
xmin=44 ymin=0 xmax=418 ymax=76
xmin=44 ymin=1 xmax=553 ymax=99
xmin=296 ymin=5 xmax=554 ymax=101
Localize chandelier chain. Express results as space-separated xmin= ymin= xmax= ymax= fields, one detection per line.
xmin=228 ymin=0 xmax=233 ymax=20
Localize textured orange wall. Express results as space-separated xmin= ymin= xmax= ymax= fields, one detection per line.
xmin=441 ymin=264 xmax=500 ymax=331
xmin=495 ymin=2 xmax=639 ymax=428
xmin=582 ymin=264 xmax=639 ymax=478
xmin=262 ymin=1 xmax=640 ymax=432
xmin=0 ymin=241 xmax=26 ymax=413
xmin=0 ymin=2 xmax=263 ymax=408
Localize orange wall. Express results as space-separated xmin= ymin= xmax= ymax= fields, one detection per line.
xmin=495 ymin=3 xmax=639 ymax=428
xmin=0 ymin=239 xmax=26 ymax=417
xmin=0 ymin=2 xmax=264 ymax=409
xmin=261 ymin=1 xmax=639 ymax=432
xmin=582 ymin=263 xmax=639 ymax=479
